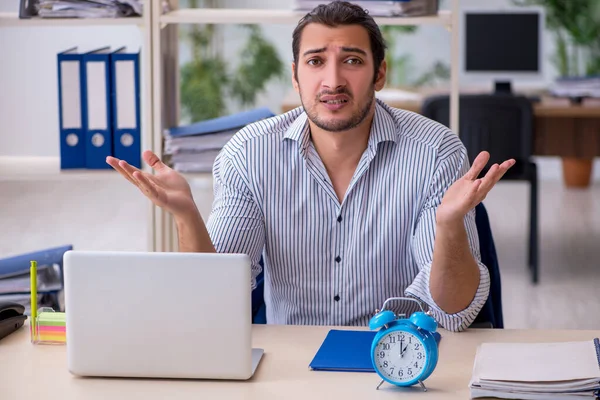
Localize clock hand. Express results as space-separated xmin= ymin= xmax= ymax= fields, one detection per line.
xmin=400 ymin=338 xmax=404 ymax=357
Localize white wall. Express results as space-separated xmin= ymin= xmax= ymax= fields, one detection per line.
xmin=0 ymin=0 xmax=143 ymax=158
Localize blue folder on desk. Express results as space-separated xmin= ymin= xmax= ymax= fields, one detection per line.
xmin=309 ymin=330 xmax=441 ymax=372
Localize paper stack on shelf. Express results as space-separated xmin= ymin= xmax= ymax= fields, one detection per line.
xmin=550 ymin=76 xmax=600 ymax=99
xmin=21 ymin=0 xmax=142 ymax=19
xmin=293 ymin=0 xmax=439 ymax=17
xmin=164 ymin=108 xmax=275 ymax=173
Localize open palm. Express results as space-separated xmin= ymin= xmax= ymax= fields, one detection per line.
xmin=437 ymin=151 xmax=515 ymax=225
xmin=107 ymin=150 xmax=196 ymax=217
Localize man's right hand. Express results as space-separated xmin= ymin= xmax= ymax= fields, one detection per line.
xmin=106 ymin=150 xmax=197 ymax=219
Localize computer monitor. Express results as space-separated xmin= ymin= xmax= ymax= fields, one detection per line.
xmin=462 ymin=9 xmax=544 ymax=94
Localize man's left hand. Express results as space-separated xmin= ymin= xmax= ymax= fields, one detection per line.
xmin=436 ymin=151 xmax=515 ymax=226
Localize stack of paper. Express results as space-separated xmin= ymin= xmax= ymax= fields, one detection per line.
xmin=293 ymin=0 xmax=438 ymax=17
xmin=164 ymin=108 xmax=275 ymax=173
xmin=551 ymin=76 xmax=600 ymax=99
xmin=470 ymin=339 xmax=600 ymax=400
xmin=34 ymin=0 xmax=142 ymax=18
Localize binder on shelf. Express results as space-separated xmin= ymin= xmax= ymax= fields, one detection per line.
xmin=57 ymin=47 xmax=86 ymax=169
xmin=110 ymin=47 xmax=141 ymax=168
xmin=164 ymin=107 xmax=275 ymax=173
xmin=82 ymin=46 xmax=113 ymax=169
xmin=166 ymin=107 xmax=275 ymax=138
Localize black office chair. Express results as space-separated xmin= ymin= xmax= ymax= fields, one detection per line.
xmin=471 ymin=202 xmax=504 ymax=328
xmin=252 ymin=202 xmax=504 ymax=327
xmin=422 ymin=94 xmax=539 ymax=284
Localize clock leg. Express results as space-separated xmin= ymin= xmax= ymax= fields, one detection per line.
xmin=376 ymin=380 xmax=384 ymax=390
xmin=418 ymin=380 xmax=427 ymax=392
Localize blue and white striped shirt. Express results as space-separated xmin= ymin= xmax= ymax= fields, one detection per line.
xmin=206 ymin=99 xmax=490 ymax=332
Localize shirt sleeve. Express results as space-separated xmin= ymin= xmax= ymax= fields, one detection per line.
xmin=205 ymin=147 xmax=265 ymax=289
xmin=404 ymin=142 xmax=491 ymax=332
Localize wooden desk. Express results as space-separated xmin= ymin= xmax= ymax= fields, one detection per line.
xmin=3 ymin=322 xmax=600 ymax=399
xmin=281 ymin=90 xmax=600 ymax=187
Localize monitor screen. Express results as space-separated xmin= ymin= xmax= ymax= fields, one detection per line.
xmin=465 ymin=12 xmax=540 ymax=73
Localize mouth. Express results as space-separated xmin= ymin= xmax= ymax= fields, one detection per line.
xmin=319 ymin=94 xmax=350 ymax=111
xmin=319 ymin=95 xmax=350 ymax=105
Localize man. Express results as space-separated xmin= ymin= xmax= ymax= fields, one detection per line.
xmin=107 ymin=1 xmax=514 ymax=332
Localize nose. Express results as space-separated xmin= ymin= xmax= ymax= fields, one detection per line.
xmin=321 ymin=62 xmax=346 ymax=91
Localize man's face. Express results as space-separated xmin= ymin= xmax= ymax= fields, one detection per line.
xmin=292 ymin=23 xmax=386 ymax=133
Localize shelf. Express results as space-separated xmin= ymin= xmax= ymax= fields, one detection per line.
xmin=0 ymin=157 xmax=123 ymax=181
xmin=0 ymin=12 xmax=144 ymax=27
xmin=159 ymin=9 xmax=452 ymax=26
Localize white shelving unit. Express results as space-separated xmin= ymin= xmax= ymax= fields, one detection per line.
xmin=0 ymin=1 xmax=158 ymax=251
xmin=159 ymin=8 xmax=453 ymax=25
xmin=152 ymin=1 xmax=461 ymax=252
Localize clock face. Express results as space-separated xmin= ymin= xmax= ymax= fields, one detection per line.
xmin=373 ymin=330 xmax=427 ymax=383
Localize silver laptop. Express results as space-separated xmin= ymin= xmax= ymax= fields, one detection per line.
xmin=63 ymin=250 xmax=264 ymax=380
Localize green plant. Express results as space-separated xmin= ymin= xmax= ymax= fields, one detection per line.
xmin=179 ymin=1 xmax=285 ymax=122
xmin=513 ymin=0 xmax=600 ymax=76
xmin=381 ymin=25 xmax=450 ymax=88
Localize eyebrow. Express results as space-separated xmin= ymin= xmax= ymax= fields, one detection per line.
xmin=302 ymin=46 xmax=368 ymax=57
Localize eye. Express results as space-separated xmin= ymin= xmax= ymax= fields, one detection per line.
xmin=345 ymin=58 xmax=363 ymax=65
xmin=307 ymin=58 xmax=322 ymax=66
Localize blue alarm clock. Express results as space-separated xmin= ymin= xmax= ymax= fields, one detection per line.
xmin=368 ymin=297 xmax=439 ymax=391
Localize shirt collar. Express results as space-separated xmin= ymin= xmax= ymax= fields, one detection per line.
xmin=282 ymin=110 xmax=311 ymax=152
xmin=367 ymin=99 xmax=400 ymax=150
xmin=282 ymin=98 xmax=399 ymax=152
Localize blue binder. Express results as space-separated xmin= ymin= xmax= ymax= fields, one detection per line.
xmin=0 ymin=245 xmax=72 ymax=313
xmin=110 ymin=47 xmax=141 ymax=168
xmin=0 ymin=245 xmax=73 ymax=280
xmin=309 ymin=330 xmax=441 ymax=372
xmin=167 ymin=107 xmax=275 ymax=137
xmin=81 ymin=47 xmax=113 ymax=169
xmin=57 ymin=47 xmax=85 ymax=169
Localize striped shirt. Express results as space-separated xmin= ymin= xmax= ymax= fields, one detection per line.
xmin=206 ymin=99 xmax=490 ymax=332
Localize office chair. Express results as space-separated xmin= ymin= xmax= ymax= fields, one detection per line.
xmin=471 ymin=202 xmax=504 ymax=329
xmin=252 ymin=203 xmax=504 ymax=328
xmin=421 ymin=94 xmax=539 ymax=284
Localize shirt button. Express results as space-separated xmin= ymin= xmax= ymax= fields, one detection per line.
xmin=337 ymin=215 xmax=342 ymax=223
xmin=335 ymin=256 xmax=341 ymax=263
xmin=334 ymin=295 xmax=340 ymax=302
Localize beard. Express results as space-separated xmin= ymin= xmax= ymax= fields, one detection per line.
xmin=300 ymin=86 xmax=374 ymax=133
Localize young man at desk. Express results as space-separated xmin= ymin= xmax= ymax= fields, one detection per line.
xmin=107 ymin=1 xmax=514 ymax=332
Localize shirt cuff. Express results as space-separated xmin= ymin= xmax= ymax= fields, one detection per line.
xmin=404 ymin=261 xmax=491 ymax=332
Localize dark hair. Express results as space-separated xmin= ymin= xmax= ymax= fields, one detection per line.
xmin=292 ymin=1 xmax=387 ymax=82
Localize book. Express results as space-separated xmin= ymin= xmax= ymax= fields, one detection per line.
xmin=309 ymin=329 xmax=441 ymax=372
xmin=469 ymin=338 xmax=600 ymax=400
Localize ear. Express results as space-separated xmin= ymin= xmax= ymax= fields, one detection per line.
xmin=374 ymin=59 xmax=387 ymax=91
xmin=291 ymin=62 xmax=299 ymax=93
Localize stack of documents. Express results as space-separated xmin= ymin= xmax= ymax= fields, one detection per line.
xmin=293 ymin=0 xmax=438 ymax=17
xmin=0 ymin=245 xmax=72 ymax=314
xmin=470 ymin=339 xmax=600 ymax=399
xmin=164 ymin=108 xmax=275 ymax=173
xmin=551 ymin=76 xmax=600 ymax=99
xmin=33 ymin=0 xmax=142 ymax=18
